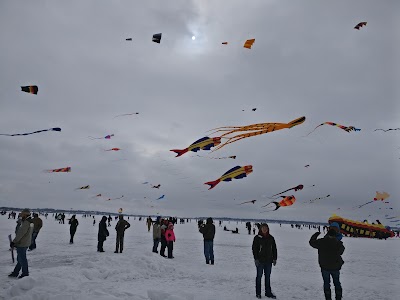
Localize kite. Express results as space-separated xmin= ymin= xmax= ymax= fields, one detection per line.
xmin=118 ymin=208 xmax=123 ymax=214
xmin=238 ymin=200 xmax=257 ymax=205
xmin=142 ymin=182 xmax=149 ymax=184
xmin=126 ymin=38 xmax=132 ymax=41
xmin=242 ymin=108 xmax=257 ymax=112
xmin=304 ymin=195 xmax=330 ymax=204
xmin=91 ymin=194 xmax=102 ymax=198
xmin=261 ymin=195 xmax=296 ymax=211
xmin=306 ymin=122 xmax=361 ymax=136
xmin=21 ymin=85 xmax=38 ymax=95
xmin=304 ymin=165 xmax=310 ymax=168
xmin=222 ymin=42 xmax=228 ymax=45
xmin=268 ymin=185 xmax=305 ymax=199
xmin=208 ymin=116 xmax=306 ymax=152
xmin=104 ymin=148 xmax=121 ymax=151
xmin=357 ymin=192 xmax=390 ymax=208
xmin=170 ymin=137 xmax=221 ymax=157
xmin=0 ymin=127 xmax=61 ymax=137
xmin=113 ymin=112 xmax=139 ymax=119
xmin=44 ymin=167 xmax=71 ymax=173
xmin=156 ymin=195 xmax=165 ymax=200
xmin=151 ymin=184 xmax=161 ymax=189
xmin=204 ymin=165 xmax=253 ymax=190
xmin=192 ymin=155 xmax=236 ymax=160
xmin=107 ymin=195 xmax=124 ymax=201
xmin=75 ymin=185 xmax=90 ymax=190
xmin=354 ymin=22 xmax=367 ymax=30
xmin=243 ymin=39 xmax=255 ymax=49
xmin=374 ymin=128 xmax=399 ymax=132
xmin=88 ymin=134 xmax=114 ymax=140
xmin=152 ymin=33 xmax=162 ymax=43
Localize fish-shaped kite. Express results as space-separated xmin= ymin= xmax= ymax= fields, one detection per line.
xmin=170 ymin=136 xmax=221 ymax=157
xmin=243 ymin=39 xmax=255 ymax=49
xmin=21 ymin=85 xmax=38 ymax=95
xmin=44 ymin=167 xmax=71 ymax=173
xmin=208 ymin=116 xmax=306 ymax=152
xmin=354 ymin=22 xmax=367 ymax=30
xmin=306 ymin=122 xmax=361 ymax=136
xmin=88 ymin=134 xmax=114 ymax=140
xmin=204 ymin=165 xmax=253 ymax=190
xmin=0 ymin=127 xmax=61 ymax=137
xmin=261 ymin=195 xmax=296 ymax=211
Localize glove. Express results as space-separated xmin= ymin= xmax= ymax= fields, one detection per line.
xmin=254 ymin=259 xmax=260 ymax=267
xmin=273 ymin=260 xmax=277 ymax=266
xmin=10 ymin=242 xmax=15 ymax=248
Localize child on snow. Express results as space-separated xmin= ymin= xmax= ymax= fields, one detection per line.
xmin=165 ymin=222 xmax=176 ymax=259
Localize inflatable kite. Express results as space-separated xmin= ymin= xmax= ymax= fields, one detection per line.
xmin=171 ymin=137 xmax=221 ymax=157
xmin=357 ymin=192 xmax=390 ymax=208
xmin=243 ymin=39 xmax=255 ymax=49
xmin=306 ymin=122 xmax=361 ymax=136
xmin=329 ymin=214 xmax=394 ymax=239
xmin=204 ymin=165 xmax=253 ymax=190
xmin=44 ymin=167 xmax=71 ymax=173
xmin=208 ymin=116 xmax=306 ymax=152
xmin=88 ymin=134 xmax=114 ymax=140
xmin=0 ymin=127 xmax=61 ymax=137
xmin=21 ymin=85 xmax=38 ymax=95
xmin=152 ymin=33 xmax=162 ymax=43
xmin=268 ymin=185 xmax=304 ymax=199
xmin=261 ymin=195 xmax=296 ymax=211
xmin=354 ymin=22 xmax=367 ymax=30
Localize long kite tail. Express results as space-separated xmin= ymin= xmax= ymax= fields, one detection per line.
xmin=374 ymin=128 xmax=400 ymax=132
xmin=357 ymin=201 xmax=374 ymax=208
xmin=305 ymin=124 xmax=324 ymax=137
xmin=0 ymin=127 xmax=61 ymax=136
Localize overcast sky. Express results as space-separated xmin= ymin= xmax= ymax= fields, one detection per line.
xmin=0 ymin=0 xmax=398 ymax=223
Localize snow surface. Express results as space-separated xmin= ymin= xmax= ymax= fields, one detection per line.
xmin=1 ymin=216 xmax=398 ymax=300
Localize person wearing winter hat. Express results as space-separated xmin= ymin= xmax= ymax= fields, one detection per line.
xmin=252 ymin=223 xmax=277 ymax=299
xmin=199 ymin=217 xmax=216 ymax=264
xmin=165 ymin=222 xmax=176 ymax=259
xmin=152 ymin=216 xmax=161 ymax=253
xmin=309 ymin=227 xmax=345 ymax=300
xmin=97 ymin=216 xmax=109 ymax=252
xmin=329 ymin=222 xmax=343 ymax=241
xmin=9 ymin=209 xmax=34 ymax=279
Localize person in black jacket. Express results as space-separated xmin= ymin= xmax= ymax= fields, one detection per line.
xmin=69 ymin=215 xmax=79 ymax=244
xmin=252 ymin=223 xmax=277 ymax=299
xmin=97 ymin=216 xmax=109 ymax=252
xmin=309 ymin=228 xmax=345 ymax=300
xmin=199 ymin=217 xmax=216 ymax=265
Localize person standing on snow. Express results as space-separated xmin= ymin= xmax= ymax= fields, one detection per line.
xmin=146 ymin=216 xmax=152 ymax=232
xmin=97 ymin=216 xmax=109 ymax=252
xmin=252 ymin=223 xmax=277 ymax=299
xmin=309 ymin=225 xmax=345 ymax=300
xmin=9 ymin=209 xmax=34 ymax=279
xmin=29 ymin=213 xmax=43 ymax=251
xmin=152 ymin=217 xmax=161 ymax=253
xmin=199 ymin=217 xmax=215 ymax=265
xmin=114 ymin=215 xmax=130 ymax=253
xmin=165 ymin=222 xmax=176 ymax=259
xmin=160 ymin=219 xmax=168 ymax=257
xmin=69 ymin=215 xmax=79 ymax=244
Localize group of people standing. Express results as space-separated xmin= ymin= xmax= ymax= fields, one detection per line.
xmin=152 ymin=217 xmax=176 ymax=259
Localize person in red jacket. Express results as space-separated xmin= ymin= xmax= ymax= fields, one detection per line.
xmin=165 ymin=222 xmax=176 ymax=259
xmin=252 ymin=223 xmax=277 ymax=299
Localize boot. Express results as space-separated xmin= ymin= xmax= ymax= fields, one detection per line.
xmin=206 ymin=259 xmax=210 ymax=264
xmin=210 ymin=260 xmax=214 ymax=265
xmin=324 ymin=289 xmax=332 ymax=300
xmin=335 ymin=288 xmax=342 ymax=300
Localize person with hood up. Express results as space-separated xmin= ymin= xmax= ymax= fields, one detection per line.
xmin=165 ymin=222 xmax=176 ymax=259
xmin=252 ymin=223 xmax=277 ymax=299
xmin=114 ymin=215 xmax=130 ymax=253
xmin=97 ymin=216 xmax=109 ymax=252
xmin=9 ymin=209 xmax=34 ymax=279
xmin=199 ymin=217 xmax=215 ymax=265
xmin=69 ymin=215 xmax=79 ymax=244
xmin=152 ymin=216 xmax=161 ymax=253
xmin=309 ymin=225 xmax=345 ymax=300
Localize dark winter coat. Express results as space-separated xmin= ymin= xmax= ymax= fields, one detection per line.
xmin=199 ymin=219 xmax=215 ymax=241
xmin=252 ymin=233 xmax=277 ymax=263
xmin=69 ymin=218 xmax=79 ymax=233
xmin=98 ymin=217 xmax=109 ymax=241
xmin=309 ymin=232 xmax=345 ymax=270
xmin=115 ymin=219 xmax=130 ymax=233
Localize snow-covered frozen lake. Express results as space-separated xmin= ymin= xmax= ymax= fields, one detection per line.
xmin=1 ymin=215 xmax=398 ymax=300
